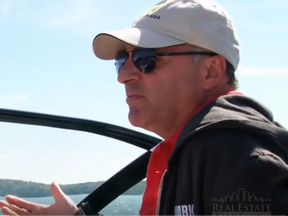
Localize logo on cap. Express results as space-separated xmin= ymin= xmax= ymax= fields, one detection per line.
xmin=139 ymin=1 xmax=168 ymax=20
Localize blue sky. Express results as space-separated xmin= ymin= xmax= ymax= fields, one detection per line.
xmin=0 ymin=0 xmax=287 ymax=184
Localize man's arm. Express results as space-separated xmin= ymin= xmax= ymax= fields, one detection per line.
xmin=183 ymin=129 xmax=288 ymax=215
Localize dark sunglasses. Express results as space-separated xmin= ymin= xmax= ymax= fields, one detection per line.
xmin=114 ymin=48 xmax=216 ymax=75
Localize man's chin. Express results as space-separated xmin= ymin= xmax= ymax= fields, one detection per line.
xmin=128 ymin=110 xmax=146 ymax=128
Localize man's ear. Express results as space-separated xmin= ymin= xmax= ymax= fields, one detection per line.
xmin=203 ymin=55 xmax=227 ymax=90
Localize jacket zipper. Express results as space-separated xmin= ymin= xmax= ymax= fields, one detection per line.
xmin=156 ymin=169 xmax=167 ymax=215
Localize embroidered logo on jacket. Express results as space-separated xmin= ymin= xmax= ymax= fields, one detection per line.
xmin=174 ymin=204 xmax=195 ymax=216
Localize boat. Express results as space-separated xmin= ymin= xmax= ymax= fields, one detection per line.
xmin=0 ymin=108 xmax=161 ymax=213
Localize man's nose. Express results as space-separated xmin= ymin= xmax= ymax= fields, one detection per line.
xmin=117 ymin=57 xmax=142 ymax=84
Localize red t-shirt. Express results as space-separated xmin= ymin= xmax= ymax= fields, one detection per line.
xmin=139 ymin=91 xmax=243 ymax=215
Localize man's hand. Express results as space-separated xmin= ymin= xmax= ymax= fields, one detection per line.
xmin=0 ymin=181 xmax=78 ymax=215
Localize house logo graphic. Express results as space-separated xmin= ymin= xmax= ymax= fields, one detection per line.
xmin=212 ymin=188 xmax=271 ymax=215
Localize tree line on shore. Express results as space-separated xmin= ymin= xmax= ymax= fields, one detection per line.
xmin=0 ymin=179 xmax=146 ymax=198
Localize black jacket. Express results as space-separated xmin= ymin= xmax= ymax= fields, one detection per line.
xmin=76 ymin=94 xmax=288 ymax=215
xmin=158 ymin=94 xmax=288 ymax=215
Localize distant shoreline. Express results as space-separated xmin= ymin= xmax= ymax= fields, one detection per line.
xmin=0 ymin=179 xmax=146 ymax=198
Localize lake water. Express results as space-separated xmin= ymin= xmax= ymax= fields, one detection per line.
xmin=0 ymin=194 xmax=143 ymax=215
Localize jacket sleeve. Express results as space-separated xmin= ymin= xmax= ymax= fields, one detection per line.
xmin=183 ymin=129 xmax=288 ymax=215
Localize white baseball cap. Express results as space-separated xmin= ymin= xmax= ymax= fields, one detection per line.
xmin=92 ymin=0 xmax=240 ymax=70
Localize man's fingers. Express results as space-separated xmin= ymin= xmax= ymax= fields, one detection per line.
xmin=5 ymin=196 xmax=35 ymax=212
xmin=0 ymin=200 xmax=9 ymax=208
xmin=9 ymin=204 xmax=30 ymax=215
xmin=1 ymin=206 xmax=19 ymax=216
xmin=0 ymin=201 xmax=30 ymax=215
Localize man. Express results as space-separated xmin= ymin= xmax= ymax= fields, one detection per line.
xmin=1 ymin=0 xmax=288 ymax=215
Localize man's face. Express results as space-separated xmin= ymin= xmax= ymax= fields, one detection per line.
xmin=116 ymin=44 xmax=217 ymax=137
